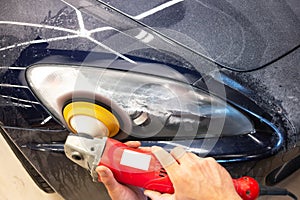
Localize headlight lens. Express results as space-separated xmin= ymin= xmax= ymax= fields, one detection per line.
xmin=26 ymin=64 xmax=254 ymax=139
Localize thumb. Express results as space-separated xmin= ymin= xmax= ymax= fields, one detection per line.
xmin=144 ymin=190 xmax=163 ymax=200
xmin=96 ymin=166 xmax=120 ymax=192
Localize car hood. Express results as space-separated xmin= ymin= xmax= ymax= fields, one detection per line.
xmin=103 ymin=0 xmax=300 ymax=71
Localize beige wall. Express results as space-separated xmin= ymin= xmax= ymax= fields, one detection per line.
xmin=0 ymin=133 xmax=63 ymax=200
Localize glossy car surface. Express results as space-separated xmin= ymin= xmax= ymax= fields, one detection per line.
xmin=0 ymin=0 xmax=299 ymax=199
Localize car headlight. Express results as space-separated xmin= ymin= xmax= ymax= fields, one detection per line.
xmin=26 ymin=63 xmax=254 ymax=140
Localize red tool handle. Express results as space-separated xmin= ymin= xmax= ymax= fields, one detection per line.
xmin=233 ymin=176 xmax=260 ymax=200
xmin=98 ymin=138 xmax=174 ymax=193
xmin=98 ymin=138 xmax=260 ymax=199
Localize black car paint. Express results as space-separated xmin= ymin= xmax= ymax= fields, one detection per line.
xmin=0 ymin=43 xmax=285 ymax=200
xmin=102 ymin=0 xmax=300 ymax=71
xmin=0 ymin=0 xmax=299 ymax=199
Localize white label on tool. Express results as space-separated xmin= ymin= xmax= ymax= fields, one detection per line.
xmin=120 ymin=149 xmax=151 ymax=171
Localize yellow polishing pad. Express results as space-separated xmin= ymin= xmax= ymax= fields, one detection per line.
xmin=63 ymin=101 xmax=120 ymax=137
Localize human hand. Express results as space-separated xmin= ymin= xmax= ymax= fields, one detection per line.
xmin=96 ymin=141 xmax=147 ymax=200
xmin=144 ymin=146 xmax=242 ymax=200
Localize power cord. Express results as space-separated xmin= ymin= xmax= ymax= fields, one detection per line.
xmin=260 ymin=186 xmax=298 ymax=200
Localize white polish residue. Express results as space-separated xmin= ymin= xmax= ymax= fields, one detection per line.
xmin=135 ymin=30 xmax=148 ymax=40
xmin=142 ymin=33 xmax=154 ymax=43
xmin=135 ymin=30 xmax=154 ymax=43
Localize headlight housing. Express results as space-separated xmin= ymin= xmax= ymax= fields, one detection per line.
xmin=26 ymin=63 xmax=254 ymax=140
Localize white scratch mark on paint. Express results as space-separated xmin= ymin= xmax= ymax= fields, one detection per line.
xmin=133 ymin=0 xmax=184 ymax=20
xmin=2 ymin=102 xmax=33 ymax=108
xmin=0 ymin=35 xmax=80 ymax=51
xmin=0 ymin=84 xmax=28 ymax=89
xmin=248 ymin=134 xmax=263 ymax=145
xmin=0 ymin=95 xmax=40 ymax=104
xmin=60 ymin=0 xmax=85 ymax=31
xmin=86 ymin=36 xmax=136 ymax=64
xmin=0 ymin=66 xmax=26 ymax=70
xmin=0 ymin=21 xmax=78 ymax=34
xmin=0 ymin=0 xmax=136 ymax=64
xmin=41 ymin=116 xmax=53 ymax=125
xmin=88 ymin=27 xmax=116 ymax=34
xmin=11 ymin=102 xmax=32 ymax=108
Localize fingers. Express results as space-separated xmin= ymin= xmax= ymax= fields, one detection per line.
xmin=144 ymin=190 xmax=174 ymax=200
xmin=151 ymin=146 xmax=180 ymax=183
xmin=152 ymin=146 xmax=207 ymax=177
xmin=151 ymin=146 xmax=177 ymax=168
xmin=96 ymin=166 xmax=120 ymax=192
xmin=151 ymin=146 xmax=201 ymax=167
xmin=144 ymin=190 xmax=162 ymax=199
xmin=124 ymin=141 xmax=141 ymax=148
xmin=188 ymin=151 xmax=204 ymax=162
xmin=124 ymin=141 xmax=152 ymax=152
xmin=170 ymin=147 xmax=205 ymax=163
xmin=170 ymin=146 xmax=187 ymax=163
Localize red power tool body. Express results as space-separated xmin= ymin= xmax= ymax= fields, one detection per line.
xmin=98 ymin=138 xmax=174 ymax=193
xmin=64 ymin=135 xmax=260 ymax=200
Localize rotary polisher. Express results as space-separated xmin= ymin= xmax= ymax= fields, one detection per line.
xmin=63 ymin=100 xmax=296 ymax=200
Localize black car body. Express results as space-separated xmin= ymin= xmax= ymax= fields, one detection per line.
xmin=0 ymin=0 xmax=299 ymax=199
